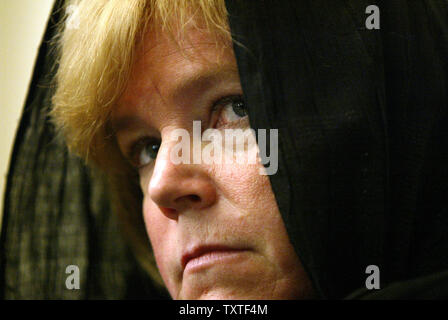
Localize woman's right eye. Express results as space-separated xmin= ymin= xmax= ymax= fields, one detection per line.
xmin=129 ymin=138 xmax=160 ymax=168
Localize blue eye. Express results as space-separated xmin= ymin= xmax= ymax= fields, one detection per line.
xmin=233 ymin=100 xmax=247 ymax=117
xmin=130 ymin=138 xmax=160 ymax=168
xmin=214 ymin=96 xmax=248 ymax=125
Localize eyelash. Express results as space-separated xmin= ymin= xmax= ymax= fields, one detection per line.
xmin=128 ymin=136 xmax=160 ymax=169
xmin=211 ymin=95 xmax=247 ymax=126
xmin=126 ymin=95 xmax=247 ymax=169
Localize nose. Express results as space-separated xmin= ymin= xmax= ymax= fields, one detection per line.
xmin=147 ymin=141 xmax=217 ymax=218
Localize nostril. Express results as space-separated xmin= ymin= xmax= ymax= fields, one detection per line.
xmin=161 ymin=207 xmax=177 ymax=217
xmin=168 ymin=195 xmax=202 ymax=213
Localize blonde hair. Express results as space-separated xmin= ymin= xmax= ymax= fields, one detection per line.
xmin=51 ymin=0 xmax=230 ymax=290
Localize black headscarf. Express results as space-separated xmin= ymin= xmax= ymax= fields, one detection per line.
xmin=225 ymin=0 xmax=448 ymax=298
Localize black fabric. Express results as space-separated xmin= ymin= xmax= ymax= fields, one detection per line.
xmin=345 ymin=269 xmax=448 ymax=300
xmin=226 ymin=0 xmax=448 ymax=299
xmin=0 ymin=0 xmax=167 ymax=299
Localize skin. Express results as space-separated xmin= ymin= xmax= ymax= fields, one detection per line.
xmin=112 ymin=23 xmax=315 ymax=300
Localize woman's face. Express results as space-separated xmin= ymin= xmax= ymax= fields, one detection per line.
xmin=113 ymin=24 xmax=314 ymax=299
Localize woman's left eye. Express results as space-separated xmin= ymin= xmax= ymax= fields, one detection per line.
xmin=213 ymin=96 xmax=248 ymax=126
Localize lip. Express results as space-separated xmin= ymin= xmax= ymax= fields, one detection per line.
xmin=181 ymin=245 xmax=249 ymax=272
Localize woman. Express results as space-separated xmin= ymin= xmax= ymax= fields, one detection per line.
xmin=51 ymin=0 xmax=315 ymax=299
xmin=50 ymin=0 xmax=448 ymax=299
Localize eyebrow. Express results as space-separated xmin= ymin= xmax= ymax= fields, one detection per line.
xmin=170 ymin=64 xmax=240 ymax=102
xmin=110 ymin=115 xmax=149 ymax=134
xmin=111 ymin=64 xmax=240 ymax=134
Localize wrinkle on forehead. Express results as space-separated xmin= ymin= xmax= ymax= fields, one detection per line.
xmin=113 ymin=22 xmax=239 ymax=135
xmin=134 ymin=20 xmax=232 ymax=65
xmin=118 ymin=25 xmax=237 ymax=110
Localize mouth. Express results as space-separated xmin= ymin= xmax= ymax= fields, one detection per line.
xmin=181 ymin=245 xmax=249 ymax=272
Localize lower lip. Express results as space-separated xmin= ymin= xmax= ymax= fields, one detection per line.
xmin=184 ymin=250 xmax=249 ymax=274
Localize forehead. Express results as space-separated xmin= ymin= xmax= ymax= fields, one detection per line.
xmin=132 ymin=24 xmax=235 ymax=85
xmin=114 ymin=24 xmax=238 ymax=121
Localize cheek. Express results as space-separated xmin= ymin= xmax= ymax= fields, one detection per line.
xmin=212 ymin=162 xmax=286 ymax=252
xmin=142 ymin=192 xmax=180 ymax=296
xmin=142 ymin=197 xmax=166 ymax=265
xmin=142 ymin=197 xmax=165 ymax=249
xmin=215 ymin=160 xmax=277 ymax=214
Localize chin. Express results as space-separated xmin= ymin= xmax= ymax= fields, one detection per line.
xmin=179 ymin=290 xmax=262 ymax=300
xmin=177 ymin=284 xmax=297 ymax=300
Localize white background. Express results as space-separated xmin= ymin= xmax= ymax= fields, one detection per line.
xmin=0 ymin=0 xmax=55 ymax=230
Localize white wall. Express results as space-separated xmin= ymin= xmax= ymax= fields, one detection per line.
xmin=0 ymin=0 xmax=55 ymax=231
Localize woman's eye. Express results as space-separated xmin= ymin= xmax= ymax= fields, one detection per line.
xmin=129 ymin=138 xmax=160 ymax=168
xmin=214 ymin=96 xmax=248 ymax=126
